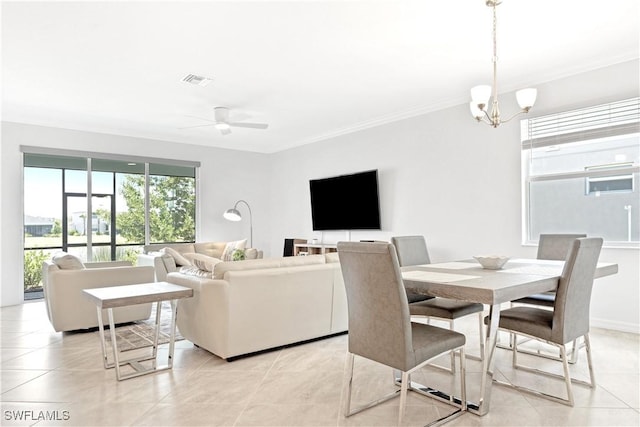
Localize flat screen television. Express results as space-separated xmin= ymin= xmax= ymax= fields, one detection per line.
xmin=309 ymin=169 xmax=381 ymax=231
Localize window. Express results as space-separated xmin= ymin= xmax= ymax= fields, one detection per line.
xmin=585 ymin=164 xmax=633 ymax=195
xmin=22 ymin=149 xmax=199 ymax=300
xmin=522 ymin=98 xmax=640 ymax=246
xmin=148 ymin=163 xmax=196 ymax=244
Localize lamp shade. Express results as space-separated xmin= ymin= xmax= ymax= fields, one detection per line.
xmin=223 ymin=208 xmax=242 ymax=221
xmin=470 ymin=85 xmax=491 ymax=108
xmin=516 ymin=88 xmax=537 ymax=110
xmin=223 ymin=199 xmax=253 ymax=247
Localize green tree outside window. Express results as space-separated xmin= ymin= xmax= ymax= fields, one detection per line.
xmin=117 ymin=175 xmax=195 ymax=243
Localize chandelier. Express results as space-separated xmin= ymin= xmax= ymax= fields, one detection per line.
xmin=470 ymin=0 xmax=537 ymax=128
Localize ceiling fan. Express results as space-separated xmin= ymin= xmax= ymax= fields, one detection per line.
xmin=180 ymin=107 xmax=269 ymax=135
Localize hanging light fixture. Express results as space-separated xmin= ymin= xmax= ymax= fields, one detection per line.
xmin=470 ymin=0 xmax=537 ymax=128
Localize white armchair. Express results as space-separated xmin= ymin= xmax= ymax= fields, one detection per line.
xmin=42 ymin=260 xmax=155 ymax=332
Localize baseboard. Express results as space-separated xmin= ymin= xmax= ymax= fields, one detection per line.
xmin=591 ymin=317 xmax=640 ymax=334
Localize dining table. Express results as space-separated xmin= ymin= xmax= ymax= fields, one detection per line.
xmin=401 ymin=257 xmax=618 ymax=417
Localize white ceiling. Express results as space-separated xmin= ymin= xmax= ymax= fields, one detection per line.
xmin=2 ymin=1 xmax=639 ymax=153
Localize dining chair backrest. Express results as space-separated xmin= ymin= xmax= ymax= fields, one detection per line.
xmin=552 ymin=237 xmax=603 ymax=345
xmin=537 ymin=234 xmax=587 ymax=261
xmin=337 ymin=241 xmax=414 ymax=371
xmin=391 ymin=235 xmax=431 ymax=267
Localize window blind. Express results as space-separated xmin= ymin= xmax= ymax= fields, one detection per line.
xmin=522 ymin=97 xmax=640 ymax=149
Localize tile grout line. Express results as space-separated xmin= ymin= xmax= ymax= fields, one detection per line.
xmin=231 ymin=349 xmax=282 ymax=427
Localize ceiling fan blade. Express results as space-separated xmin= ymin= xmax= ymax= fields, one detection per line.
xmin=178 ymin=123 xmax=216 ymax=130
xmin=229 ymin=122 xmax=269 ymax=129
xmin=219 ymin=127 xmax=232 ymax=136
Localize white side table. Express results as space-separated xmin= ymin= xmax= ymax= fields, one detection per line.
xmin=83 ymin=282 xmax=193 ymax=380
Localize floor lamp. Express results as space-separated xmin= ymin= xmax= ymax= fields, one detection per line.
xmin=223 ymin=199 xmax=253 ymax=247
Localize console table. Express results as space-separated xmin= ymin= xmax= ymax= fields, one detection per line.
xmin=83 ymin=282 xmax=193 ymax=381
xmin=293 ymin=243 xmax=337 ymax=256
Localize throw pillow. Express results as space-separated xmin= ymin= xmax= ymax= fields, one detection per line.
xmin=232 ymin=248 xmax=246 ymax=261
xmin=183 ymin=253 xmax=222 ymax=272
xmin=178 ymin=265 xmax=213 ymax=279
xmin=245 ymin=248 xmax=258 ymax=260
xmin=160 ymin=247 xmax=192 ymax=267
xmin=51 ymin=252 xmax=85 ymax=270
xmin=222 ymin=239 xmax=247 ymax=261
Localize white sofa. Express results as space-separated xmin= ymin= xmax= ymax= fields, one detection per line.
xmin=42 ymin=260 xmax=155 ymax=332
xmin=137 ymin=241 xmax=263 ymax=282
xmin=166 ymin=253 xmax=348 ymax=360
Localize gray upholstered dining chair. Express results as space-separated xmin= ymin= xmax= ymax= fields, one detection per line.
xmin=337 ymin=241 xmax=466 ymax=426
xmin=513 ymin=233 xmax=587 ymax=307
xmin=392 ymin=235 xmax=433 ymax=269
xmin=511 ymin=233 xmax=587 ymax=362
xmin=491 ymin=237 xmax=603 ymax=406
xmin=391 ymin=235 xmax=485 ymax=372
xmin=538 ymin=233 xmax=589 ymax=260
xmin=390 ymin=235 xmax=435 ymax=303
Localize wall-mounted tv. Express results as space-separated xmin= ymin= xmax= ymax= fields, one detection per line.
xmin=309 ymin=169 xmax=381 ymax=231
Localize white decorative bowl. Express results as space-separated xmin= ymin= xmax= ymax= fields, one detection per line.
xmin=473 ymin=255 xmax=510 ymax=270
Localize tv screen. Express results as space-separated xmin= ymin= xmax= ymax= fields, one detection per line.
xmin=309 ymin=169 xmax=381 ymax=231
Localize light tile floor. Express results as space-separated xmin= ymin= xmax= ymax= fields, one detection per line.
xmin=1 ymin=301 xmax=638 ymax=426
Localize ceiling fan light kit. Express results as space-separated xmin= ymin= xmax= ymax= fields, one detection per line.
xmin=213 ymin=106 xmax=269 ymax=135
xmin=469 ymin=0 xmax=537 ymax=128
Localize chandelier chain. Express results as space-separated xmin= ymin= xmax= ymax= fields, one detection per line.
xmin=491 ymin=1 xmax=499 ymax=120
xmin=492 ymin=2 xmax=497 ymax=89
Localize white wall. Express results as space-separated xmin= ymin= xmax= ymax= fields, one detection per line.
xmin=0 ymin=122 xmax=271 ymax=306
xmin=268 ymin=60 xmax=640 ymax=333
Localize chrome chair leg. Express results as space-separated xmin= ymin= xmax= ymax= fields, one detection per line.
xmin=465 ymin=312 xmax=485 ymax=362
xmin=501 ymin=331 xmax=594 ymax=406
xmin=584 ymin=333 xmax=596 ymax=387
xmin=346 ymin=348 xmax=467 ymax=425
xmin=343 ymin=352 xmax=354 ymax=417
xmin=449 ymin=320 xmax=456 ymax=373
xmin=560 ymin=344 xmax=575 ymax=406
xmin=398 ymin=371 xmax=410 ymax=426
xmin=344 ymin=353 xmax=399 ymax=418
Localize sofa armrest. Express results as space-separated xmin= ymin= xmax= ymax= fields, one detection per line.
xmin=44 ymin=265 xmax=155 ymax=332
xmin=166 ymin=272 xmax=231 ymax=356
xmin=137 ymin=253 xmax=176 ymax=281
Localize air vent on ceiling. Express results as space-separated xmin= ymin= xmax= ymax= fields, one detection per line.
xmin=181 ymin=74 xmax=213 ymax=87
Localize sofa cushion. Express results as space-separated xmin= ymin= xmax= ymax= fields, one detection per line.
xmin=213 ymin=254 xmax=326 ymax=280
xmin=161 ymin=247 xmax=192 ymax=267
xmin=222 ymin=239 xmax=247 ymax=261
xmin=145 ymin=243 xmax=195 ymax=254
xmin=183 ymin=253 xmax=222 ymax=272
xmin=193 ymin=242 xmax=226 ymax=259
xmin=51 ymin=252 xmax=85 ymax=270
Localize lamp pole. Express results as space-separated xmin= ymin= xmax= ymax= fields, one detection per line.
xmin=234 ymin=200 xmax=253 ymax=248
